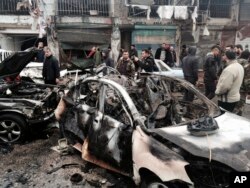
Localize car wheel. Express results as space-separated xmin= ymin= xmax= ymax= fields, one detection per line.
xmin=0 ymin=114 xmax=27 ymax=143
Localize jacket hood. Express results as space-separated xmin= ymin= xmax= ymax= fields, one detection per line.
xmin=0 ymin=48 xmax=37 ymax=79
xmin=150 ymin=112 xmax=250 ymax=172
xmin=188 ymin=46 xmax=196 ymax=56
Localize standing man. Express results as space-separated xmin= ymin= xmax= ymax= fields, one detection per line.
xmin=170 ymin=46 xmax=177 ymax=65
xmin=180 ymin=44 xmax=188 ymax=66
xmin=93 ymin=47 xmax=102 ymax=66
xmin=42 ymin=48 xmax=60 ymax=85
xmin=155 ymin=43 xmax=166 ymax=61
xmin=101 ymin=49 xmax=114 ymax=75
xmin=102 ymin=49 xmax=114 ymax=68
xmin=86 ymin=46 xmax=96 ymax=59
xmin=155 ymin=43 xmax=174 ymax=67
xmin=234 ymin=44 xmax=243 ymax=58
xmin=130 ymin=44 xmax=138 ymax=58
xmin=234 ymin=50 xmax=250 ymax=115
xmin=130 ymin=44 xmax=139 ymax=71
xmin=215 ymin=51 xmax=244 ymax=112
xmin=203 ymin=46 xmax=220 ymax=99
xmin=134 ymin=49 xmax=157 ymax=72
xmin=182 ymin=46 xmax=199 ymax=101
xmin=164 ymin=44 xmax=174 ymax=67
xmin=116 ymin=50 xmax=135 ymax=78
xmin=36 ymin=41 xmax=45 ymax=62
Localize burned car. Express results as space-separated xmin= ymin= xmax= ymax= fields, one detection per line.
xmin=55 ymin=72 xmax=250 ymax=187
xmin=0 ymin=49 xmax=61 ymax=143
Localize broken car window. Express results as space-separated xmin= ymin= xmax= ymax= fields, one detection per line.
xmin=79 ymin=81 xmax=100 ymax=108
xmin=127 ymin=76 xmax=210 ymax=128
xmin=103 ymin=84 xmax=132 ymax=126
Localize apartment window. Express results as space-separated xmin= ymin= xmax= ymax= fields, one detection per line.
xmin=199 ymin=0 xmax=232 ymax=18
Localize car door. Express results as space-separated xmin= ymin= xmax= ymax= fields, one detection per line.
xmin=86 ymin=83 xmax=134 ymax=175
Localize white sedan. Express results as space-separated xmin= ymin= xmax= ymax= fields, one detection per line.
xmin=154 ymin=59 xmax=184 ymax=79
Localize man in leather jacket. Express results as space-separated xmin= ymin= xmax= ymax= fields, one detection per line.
xmin=134 ymin=49 xmax=158 ymax=72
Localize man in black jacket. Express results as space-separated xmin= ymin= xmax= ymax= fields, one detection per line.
xmin=42 ymin=47 xmax=60 ymax=85
xmin=155 ymin=43 xmax=166 ymax=60
xmin=36 ymin=41 xmax=45 ymax=62
xmin=155 ymin=43 xmax=174 ymax=67
xmin=135 ymin=49 xmax=158 ymax=72
xmin=204 ymin=46 xmax=220 ymax=99
xmin=101 ymin=49 xmax=114 ymax=75
xmin=182 ymin=46 xmax=199 ymax=101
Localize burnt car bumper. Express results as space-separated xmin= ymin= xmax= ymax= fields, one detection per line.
xmin=28 ymin=112 xmax=55 ymax=124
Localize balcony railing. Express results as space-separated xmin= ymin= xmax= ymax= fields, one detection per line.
xmin=0 ymin=0 xmax=35 ymax=15
xmin=58 ymin=0 xmax=109 ymax=16
xmin=239 ymin=2 xmax=250 ymax=21
xmin=199 ymin=0 xmax=232 ymax=18
xmin=128 ymin=0 xmax=171 ymax=18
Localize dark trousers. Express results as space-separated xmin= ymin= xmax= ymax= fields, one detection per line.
xmin=205 ymin=81 xmax=216 ymax=100
xmin=45 ymin=80 xmax=56 ymax=85
xmin=218 ymin=101 xmax=238 ymax=112
xmin=184 ymin=77 xmax=196 ymax=102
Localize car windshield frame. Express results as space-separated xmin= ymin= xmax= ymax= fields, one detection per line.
xmin=154 ymin=59 xmax=172 ymax=72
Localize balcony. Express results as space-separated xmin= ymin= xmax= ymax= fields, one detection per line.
xmin=199 ymin=0 xmax=232 ymax=18
xmin=0 ymin=0 xmax=33 ymax=15
xmin=128 ymin=0 xmax=171 ymax=18
xmin=57 ymin=0 xmax=109 ymax=17
xmin=240 ymin=2 xmax=250 ymax=21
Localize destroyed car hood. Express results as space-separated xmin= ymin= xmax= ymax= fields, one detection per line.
xmin=150 ymin=112 xmax=250 ymax=172
xmin=0 ymin=49 xmax=37 ymax=79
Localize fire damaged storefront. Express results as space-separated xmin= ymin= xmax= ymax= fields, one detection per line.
xmin=56 ymin=23 xmax=113 ymax=60
xmin=55 ymin=0 xmax=113 ymax=62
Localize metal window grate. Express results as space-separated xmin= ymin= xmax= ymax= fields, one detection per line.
xmin=239 ymin=2 xmax=250 ymax=21
xmin=199 ymin=0 xmax=232 ymax=18
xmin=128 ymin=0 xmax=170 ymax=18
xmin=57 ymin=0 xmax=109 ymax=16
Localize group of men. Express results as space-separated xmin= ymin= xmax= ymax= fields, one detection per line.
xmin=38 ymin=41 xmax=249 ymax=115
xmin=182 ymin=44 xmax=249 ymax=113
xmin=116 ymin=48 xmax=157 ymax=78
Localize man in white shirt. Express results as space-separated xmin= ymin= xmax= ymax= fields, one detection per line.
xmin=215 ymin=51 xmax=244 ymax=112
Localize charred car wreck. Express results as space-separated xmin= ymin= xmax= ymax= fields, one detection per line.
xmin=55 ymin=72 xmax=250 ymax=187
xmin=0 ymin=49 xmax=61 ymax=143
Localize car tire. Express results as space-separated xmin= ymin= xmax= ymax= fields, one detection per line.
xmin=0 ymin=114 xmax=27 ymax=143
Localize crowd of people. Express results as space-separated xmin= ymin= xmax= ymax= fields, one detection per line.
xmin=182 ymin=44 xmax=249 ymax=114
xmin=35 ymin=41 xmax=249 ymax=115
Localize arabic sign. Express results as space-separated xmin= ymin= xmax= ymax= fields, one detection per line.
xmin=132 ymin=28 xmax=176 ymax=44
